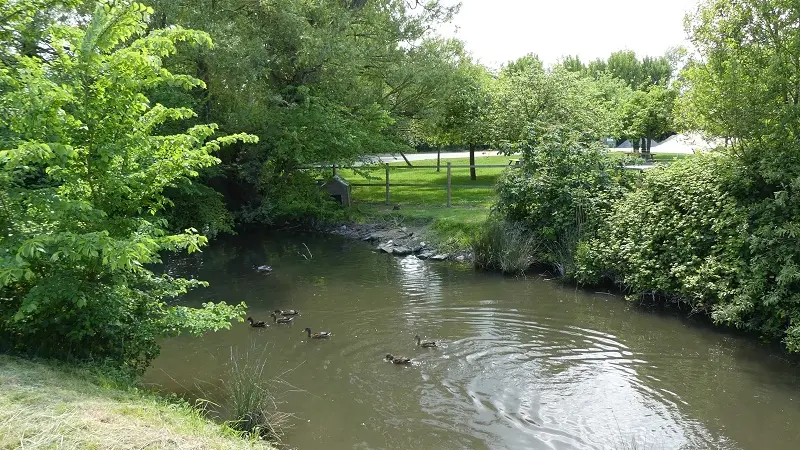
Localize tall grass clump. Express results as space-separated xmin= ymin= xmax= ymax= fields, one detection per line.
xmin=472 ymin=219 xmax=538 ymax=275
xmin=201 ymin=346 xmax=293 ymax=443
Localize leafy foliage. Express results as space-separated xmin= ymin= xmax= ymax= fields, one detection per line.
xmin=493 ymin=133 xmax=635 ymax=276
xmin=577 ymin=155 xmax=748 ymax=310
xmin=144 ymin=0 xmax=462 ymax=225
xmin=491 ymin=63 xmax=620 ymax=152
xmin=0 ymin=0 xmax=254 ymax=372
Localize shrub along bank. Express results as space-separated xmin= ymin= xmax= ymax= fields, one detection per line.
xmin=476 ymin=0 xmax=800 ymax=353
xmin=478 ymin=148 xmax=800 ymax=351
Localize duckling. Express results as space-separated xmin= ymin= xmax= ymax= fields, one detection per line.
xmin=385 ymin=354 xmax=412 ymax=364
xmin=415 ymin=335 xmax=437 ymax=348
xmin=270 ymin=313 xmax=293 ymax=324
xmin=247 ymin=317 xmax=267 ymax=328
xmin=274 ymin=309 xmax=299 ymax=316
xmin=304 ymin=327 xmax=332 ymax=339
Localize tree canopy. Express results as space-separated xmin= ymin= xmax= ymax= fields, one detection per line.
xmin=0 ymin=0 xmax=253 ymax=371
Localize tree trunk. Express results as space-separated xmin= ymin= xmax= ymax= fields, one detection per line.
xmin=398 ymin=151 xmax=413 ymax=167
xmin=469 ymin=144 xmax=476 ymax=180
xmin=436 ymin=148 xmax=441 ymax=172
xmin=632 ymin=138 xmax=640 ymax=154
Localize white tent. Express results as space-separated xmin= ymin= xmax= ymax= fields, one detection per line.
xmin=616 ymin=139 xmax=659 ymax=149
xmin=651 ymin=133 xmax=722 ymax=154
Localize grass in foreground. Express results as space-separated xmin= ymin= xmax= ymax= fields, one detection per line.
xmin=0 ymin=355 xmax=272 ymax=450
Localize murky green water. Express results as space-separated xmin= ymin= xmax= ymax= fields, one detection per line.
xmin=145 ymin=232 xmax=800 ymax=449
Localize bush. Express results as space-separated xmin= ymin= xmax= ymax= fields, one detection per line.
xmin=577 ymin=154 xmax=748 ymax=312
xmin=166 ymin=180 xmax=236 ymax=239
xmin=577 ymin=151 xmax=800 ymax=351
xmin=239 ymin=166 xmax=345 ymax=227
xmin=493 ymin=133 xmax=634 ymax=276
xmin=0 ymin=2 xmax=250 ymax=373
xmin=472 ymin=220 xmax=538 ymax=275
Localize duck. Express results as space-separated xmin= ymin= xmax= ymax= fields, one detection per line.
xmin=247 ymin=317 xmax=267 ymax=328
xmin=274 ymin=309 xmax=299 ymax=316
xmin=304 ymin=327 xmax=332 ymax=339
xmin=385 ymin=354 xmax=412 ymax=364
xmin=270 ymin=312 xmax=293 ymax=324
xmin=415 ymin=335 xmax=437 ymax=348
xmin=256 ymin=265 xmax=273 ymax=273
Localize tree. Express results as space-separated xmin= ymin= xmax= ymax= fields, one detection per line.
xmin=491 ymin=60 xmax=618 ymax=155
xmin=425 ymin=50 xmax=494 ymax=180
xmin=622 ymin=85 xmax=676 ymax=157
xmin=559 ymin=55 xmax=586 ymax=74
xmin=0 ymin=0 xmax=255 ymax=372
xmin=143 ymin=0 xmax=463 ymax=224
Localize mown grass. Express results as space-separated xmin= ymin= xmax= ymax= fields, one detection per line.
xmin=339 ymin=155 xmax=516 ymax=207
xmin=0 ymin=355 xmax=273 ymax=450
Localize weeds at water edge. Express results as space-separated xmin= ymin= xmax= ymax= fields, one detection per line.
xmin=197 ymin=345 xmax=296 ymax=444
xmin=472 ymin=219 xmax=539 ymax=275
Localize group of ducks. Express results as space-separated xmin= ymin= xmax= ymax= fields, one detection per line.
xmin=246 ymin=309 xmax=438 ymax=365
xmin=246 ymin=309 xmax=331 ymax=339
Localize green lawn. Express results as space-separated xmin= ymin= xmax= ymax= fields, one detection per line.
xmin=340 ymin=156 xmax=516 ymax=207
xmin=336 ymin=152 xmax=687 ymax=207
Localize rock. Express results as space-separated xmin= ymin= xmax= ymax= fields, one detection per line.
xmin=431 ymin=254 xmax=449 ymax=261
xmin=411 ymin=242 xmax=424 ymax=253
xmin=377 ymin=243 xmax=394 ymax=254
xmin=420 ymin=242 xmax=426 ymax=248
xmin=401 ymin=226 xmax=408 ymax=233
xmin=455 ymin=255 xmax=466 ymax=262
xmin=418 ymin=250 xmax=436 ymax=260
xmin=393 ymin=246 xmax=412 ymax=256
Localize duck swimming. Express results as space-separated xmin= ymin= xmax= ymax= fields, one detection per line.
xmin=270 ymin=313 xmax=293 ymax=324
xmin=274 ymin=309 xmax=299 ymax=316
xmin=385 ymin=354 xmax=412 ymax=364
xmin=304 ymin=327 xmax=332 ymax=339
xmin=415 ymin=335 xmax=437 ymax=348
xmin=247 ymin=317 xmax=267 ymax=328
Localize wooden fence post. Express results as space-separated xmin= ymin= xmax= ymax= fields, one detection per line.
xmin=446 ymin=162 xmax=452 ymax=208
xmin=385 ymin=163 xmax=390 ymax=206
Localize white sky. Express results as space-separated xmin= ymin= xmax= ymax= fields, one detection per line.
xmin=440 ymin=0 xmax=699 ymax=67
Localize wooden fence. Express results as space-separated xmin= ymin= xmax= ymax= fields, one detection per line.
xmin=323 ymin=162 xmax=516 ymax=207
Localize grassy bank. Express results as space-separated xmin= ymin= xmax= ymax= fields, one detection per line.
xmin=349 ymin=203 xmax=489 ymax=254
xmin=0 ymin=355 xmax=272 ymax=450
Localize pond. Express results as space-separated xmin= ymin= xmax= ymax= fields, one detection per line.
xmin=145 ymin=232 xmax=800 ymax=450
